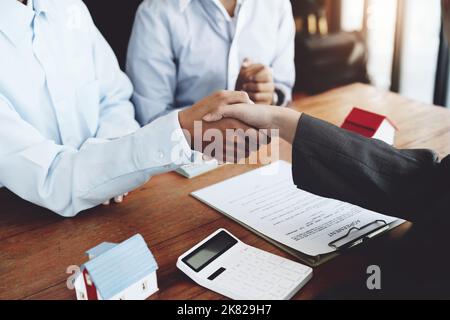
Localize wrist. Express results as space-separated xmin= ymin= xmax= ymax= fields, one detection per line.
xmin=272 ymin=108 xmax=302 ymax=144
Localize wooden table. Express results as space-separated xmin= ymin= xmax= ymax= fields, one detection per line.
xmin=1 ymin=83 xmax=450 ymax=300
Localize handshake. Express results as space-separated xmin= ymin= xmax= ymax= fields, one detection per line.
xmin=178 ymin=91 xmax=302 ymax=163
xmin=106 ymin=90 xmax=299 ymax=206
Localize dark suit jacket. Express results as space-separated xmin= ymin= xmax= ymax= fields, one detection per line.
xmin=292 ymin=115 xmax=450 ymax=224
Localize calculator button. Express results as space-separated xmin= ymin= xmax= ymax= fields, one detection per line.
xmin=281 ymin=269 xmax=301 ymax=281
xmin=208 ymin=267 xmax=227 ymax=281
xmin=278 ymin=278 xmax=296 ymax=290
xmin=204 ymin=245 xmax=312 ymax=300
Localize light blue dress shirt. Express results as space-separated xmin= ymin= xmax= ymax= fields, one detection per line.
xmin=127 ymin=0 xmax=296 ymax=125
xmin=0 ymin=0 xmax=192 ymax=217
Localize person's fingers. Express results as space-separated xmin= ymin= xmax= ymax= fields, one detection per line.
xmin=239 ymin=130 xmax=259 ymax=162
xmin=223 ymin=126 xmax=261 ymax=163
xmin=224 ymin=137 xmax=246 ymax=163
xmin=243 ymin=128 xmax=260 ymax=157
xmin=201 ymin=118 xmax=264 ymax=163
xmin=202 ymin=110 xmax=225 ymax=122
xmin=103 ymin=193 xmax=127 ymax=206
xmin=245 ymin=63 xmax=265 ymax=74
xmin=241 ymin=58 xmax=252 ymax=68
xmin=214 ymin=90 xmax=252 ymax=105
xmin=248 ymin=92 xmax=273 ymax=103
xmin=243 ymin=82 xmax=275 ymax=93
xmin=263 ymin=130 xmax=272 ymax=145
xmin=243 ymin=64 xmax=266 ymax=80
xmin=253 ymin=67 xmax=273 ymax=83
xmin=223 ymin=104 xmax=251 ymax=118
xmin=202 ymin=104 xmax=250 ymax=123
xmin=202 ymin=91 xmax=252 ymax=121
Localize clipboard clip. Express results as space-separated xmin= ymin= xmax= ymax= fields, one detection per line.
xmin=328 ymin=220 xmax=389 ymax=251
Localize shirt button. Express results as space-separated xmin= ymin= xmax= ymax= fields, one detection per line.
xmin=158 ymin=150 xmax=165 ymax=159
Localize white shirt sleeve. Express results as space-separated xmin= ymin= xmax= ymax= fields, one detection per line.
xmin=89 ymin=11 xmax=140 ymax=139
xmin=272 ymin=0 xmax=296 ymax=106
xmin=126 ymin=1 xmax=178 ymax=125
xmin=0 ymin=94 xmax=192 ymax=217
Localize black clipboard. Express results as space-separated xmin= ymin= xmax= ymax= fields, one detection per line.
xmin=328 ymin=220 xmax=390 ymax=251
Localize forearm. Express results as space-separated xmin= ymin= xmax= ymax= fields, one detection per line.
xmin=92 ymin=24 xmax=141 ymax=138
xmin=271 ymin=108 xmax=302 ymax=143
xmin=1 ymin=112 xmax=191 ymax=217
xmin=96 ymin=101 xmax=140 ymax=139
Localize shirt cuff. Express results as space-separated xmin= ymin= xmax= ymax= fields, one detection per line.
xmin=134 ymin=110 xmax=193 ymax=171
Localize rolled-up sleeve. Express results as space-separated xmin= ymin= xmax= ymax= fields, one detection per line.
xmin=292 ymin=114 xmax=450 ymax=223
xmin=0 ymin=94 xmax=191 ymax=217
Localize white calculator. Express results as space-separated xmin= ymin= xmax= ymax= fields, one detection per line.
xmin=177 ymin=229 xmax=313 ymax=300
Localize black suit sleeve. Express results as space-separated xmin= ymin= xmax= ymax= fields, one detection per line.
xmin=292 ymin=114 xmax=450 ymax=224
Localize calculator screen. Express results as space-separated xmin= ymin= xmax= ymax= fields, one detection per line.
xmin=182 ymin=231 xmax=238 ymax=272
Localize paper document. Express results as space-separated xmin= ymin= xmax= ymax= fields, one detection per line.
xmin=192 ymin=161 xmax=400 ymax=257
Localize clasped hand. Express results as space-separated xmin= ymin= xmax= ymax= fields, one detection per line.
xmin=202 ymin=102 xmax=302 ymax=145
xmin=105 ymin=91 xmax=301 ymax=206
xmin=179 ymin=91 xmax=270 ymax=163
xmin=235 ymin=58 xmax=275 ymax=105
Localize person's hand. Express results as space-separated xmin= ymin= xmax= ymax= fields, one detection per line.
xmin=179 ymin=91 xmax=267 ymax=163
xmin=235 ymin=58 xmax=275 ymax=105
xmin=103 ymin=193 xmax=129 ymax=206
xmin=203 ymin=103 xmax=302 ymax=144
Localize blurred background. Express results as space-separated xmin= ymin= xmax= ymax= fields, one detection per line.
xmin=291 ymin=0 xmax=446 ymax=106
xmin=84 ymin=0 xmax=449 ymax=107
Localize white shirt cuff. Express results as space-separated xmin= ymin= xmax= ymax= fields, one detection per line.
xmin=134 ymin=110 xmax=193 ymax=171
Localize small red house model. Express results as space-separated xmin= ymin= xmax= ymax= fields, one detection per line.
xmin=341 ymin=108 xmax=398 ymax=145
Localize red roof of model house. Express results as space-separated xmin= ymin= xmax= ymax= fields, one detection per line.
xmin=341 ymin=108 xmax=397 ymax=138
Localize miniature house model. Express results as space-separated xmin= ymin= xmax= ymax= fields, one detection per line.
xmin=341 ymin=108 xmax=398 ymax=145
xmin=74 ymin=234 xmax=158 ymax=300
